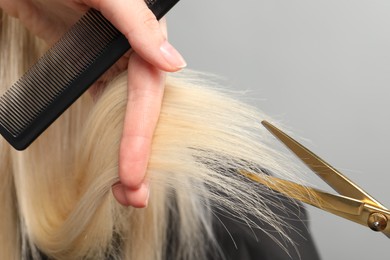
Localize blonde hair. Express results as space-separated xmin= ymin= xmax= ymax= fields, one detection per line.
xmin=0 ymin=10 xmax=307 ymax=260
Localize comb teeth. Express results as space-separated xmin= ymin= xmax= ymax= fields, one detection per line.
xmin=0 ymin=10 xmax=119 ymax=137
xmin=0 ymin=0 xmax=180 ymax=150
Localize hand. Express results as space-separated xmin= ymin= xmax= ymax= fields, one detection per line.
xmin=0 ymin=0 xmax=186 ymax=207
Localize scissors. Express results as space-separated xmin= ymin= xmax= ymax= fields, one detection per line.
xmin=240 ymin=121 xmax=390 ymax=238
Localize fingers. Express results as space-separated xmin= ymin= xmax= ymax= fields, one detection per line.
xmin=72 ymin=0 xmax=175 ymax=207
xmin=77 ymin=0 xmax=186 ymax=71
xmin=113 ymin=52 xmax=165 ymax=207
xmin=112 ymin=182 xmax=150 ymax=207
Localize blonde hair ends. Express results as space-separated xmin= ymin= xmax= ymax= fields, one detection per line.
xmin=0 ymin=10 xmax=306 ymax=260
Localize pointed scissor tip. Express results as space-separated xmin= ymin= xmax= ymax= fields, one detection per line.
xmin=261 ymin=120 xmax=272 ymax=130
xmin=261 ymin=120 xmax=279 ymax=135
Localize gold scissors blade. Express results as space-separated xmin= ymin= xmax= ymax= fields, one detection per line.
xmin=241 ymin=170 xmax=390 ymax=238
xmin=246 ymin=121 xmax=390 ymax=238
xmin=261 ymin=120 xmax=386 ymax=209
xmin=240 ymin=170 xmax=363 ymax=216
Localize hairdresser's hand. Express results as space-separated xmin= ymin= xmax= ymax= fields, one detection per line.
xmin=0 ymin=0 xmax=186 ymax=207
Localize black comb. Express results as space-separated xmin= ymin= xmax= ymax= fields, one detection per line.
xmin=0 ymin=0 xmax=181 ymax=150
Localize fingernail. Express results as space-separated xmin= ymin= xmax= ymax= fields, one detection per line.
xmin=160 ymin=41 xmax=187 ymax=69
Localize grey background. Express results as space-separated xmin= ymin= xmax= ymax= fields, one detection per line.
xmin=169 ymin=0 xmax=390 ymax=259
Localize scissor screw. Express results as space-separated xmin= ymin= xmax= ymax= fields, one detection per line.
xmin=368 ymin=213 xmax=388 ymax=232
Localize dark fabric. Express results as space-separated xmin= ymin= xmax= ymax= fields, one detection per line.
xmin=204 ymin=165 xmax=321 ymax=260
xmin=211 ymin=194 xmax=321 ymax=260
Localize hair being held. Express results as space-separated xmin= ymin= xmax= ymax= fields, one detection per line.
xmin=0 ymin=11 xmax=310 ymax=260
